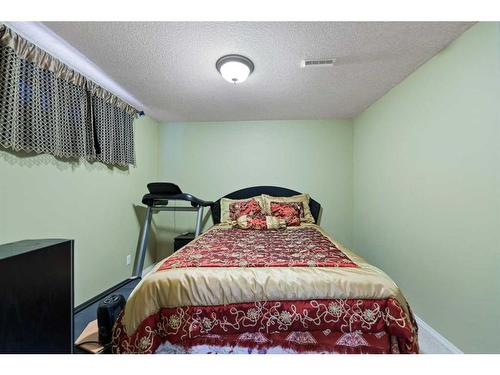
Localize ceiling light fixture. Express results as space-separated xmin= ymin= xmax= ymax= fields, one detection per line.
xmin=216 ymin=54 xmax=254 ymax=84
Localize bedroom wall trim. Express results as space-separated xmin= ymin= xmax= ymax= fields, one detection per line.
xmin=414 ymin=314 xmax=463 ymax=354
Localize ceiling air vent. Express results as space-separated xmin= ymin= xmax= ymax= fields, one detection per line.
xmin=301 ymin=58 xmax=336 ymax=68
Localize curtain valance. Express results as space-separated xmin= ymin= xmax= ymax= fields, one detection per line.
xmin=0 ymin=24 xmax=138 ymax=166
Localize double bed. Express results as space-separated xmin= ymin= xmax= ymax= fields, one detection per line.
xmin=112 ymin=186 xmax=418 ymax=354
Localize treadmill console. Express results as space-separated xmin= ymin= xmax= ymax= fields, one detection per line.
xmin=147 ymin=182 xmax=183 ymax=195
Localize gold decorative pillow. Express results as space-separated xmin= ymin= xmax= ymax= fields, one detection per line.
xmin=220 ymin=196 xmax=265 ymax=224
xmin=264 ymin=215 xmax=287 ymax=230
xmin=233 ymin=213 xmax=286 ymax=230
xmin=262 ymin=193 xmax=315 ymax=223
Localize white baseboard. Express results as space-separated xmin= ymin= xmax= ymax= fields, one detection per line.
xmin=414 ymin=314 xmax=463 ymax=354
xmin=141 ymin=263 xmax=155 ymax=278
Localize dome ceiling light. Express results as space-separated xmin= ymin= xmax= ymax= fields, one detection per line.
xmin=216 ymin=54 xmax=254 ymax=84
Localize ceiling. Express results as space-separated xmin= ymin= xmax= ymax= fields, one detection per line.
xmin=43 ymin=22 xmax=473 ymax=122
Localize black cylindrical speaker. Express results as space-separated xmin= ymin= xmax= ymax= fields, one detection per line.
xmin=97 ymin=294 xmax=126 ymax=346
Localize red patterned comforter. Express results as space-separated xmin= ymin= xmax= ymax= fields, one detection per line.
xmin=158 ymin=227 xmax=357 ymax=270
xmin=113 ymin=225 xmax=418 ymax=354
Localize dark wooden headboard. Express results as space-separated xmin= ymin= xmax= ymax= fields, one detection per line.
xmin=211 ymin=186 xmax=321 ymax=224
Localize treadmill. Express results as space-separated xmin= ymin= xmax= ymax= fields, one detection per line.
xmin=133 ymin=182 xmax=213 ymax=277
xmin=73 ymin=183 xmax=213 ymax=351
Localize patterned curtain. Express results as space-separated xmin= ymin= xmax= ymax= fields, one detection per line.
xmin=0 ymin=24 xmax=138 ymax=167
xmin=90 ymin=95 xmax=135 ymax=166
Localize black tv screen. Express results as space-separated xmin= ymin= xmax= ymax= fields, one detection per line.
xmin=0 ymin=239 xmax=73 ymax=353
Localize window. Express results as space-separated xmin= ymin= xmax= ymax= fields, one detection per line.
xmin=0 ymin=24 xmax=138 ymax=167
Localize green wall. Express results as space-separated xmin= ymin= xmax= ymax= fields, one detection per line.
xmin=0 ymin=116 xmax=160 ymax=305
xmin=156 ymin=119 xmax=353 ymax=259
xmin=352 ymin=22 xmax=500 ymax=353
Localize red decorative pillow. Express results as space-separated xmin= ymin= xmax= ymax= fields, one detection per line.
xmin=270 ymin=202 xmax=302 ymax=226
xmin=229 ymin=198 xmax=262 ymax=221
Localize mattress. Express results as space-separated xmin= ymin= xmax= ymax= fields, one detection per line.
xmin=112 ymin=224 xmax=418 ymax=354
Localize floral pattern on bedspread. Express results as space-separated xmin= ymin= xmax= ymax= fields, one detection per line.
xmin=153 ymin=331 xmax=392 ymax=354
xmin=157 ymin=227 xmax=357 ymax=271
xmin=112 ymin=298 xmax=418 ymax=354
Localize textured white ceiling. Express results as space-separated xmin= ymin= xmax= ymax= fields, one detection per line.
xmin=43 ymin=22 xmax=473 ymax=122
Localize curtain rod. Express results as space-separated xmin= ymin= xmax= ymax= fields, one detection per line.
xmin=5 ymin=21 xmax=146 ymax=116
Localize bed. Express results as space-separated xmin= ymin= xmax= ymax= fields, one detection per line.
xmin=112 ymin=186 xmax=418 ymax=354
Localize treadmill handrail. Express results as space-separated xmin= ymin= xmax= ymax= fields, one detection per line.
xmin=142 ymin=193 xmax=213 ymax=207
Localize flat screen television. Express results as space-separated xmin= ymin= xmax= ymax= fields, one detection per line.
xmin=0 ymin=239 xmax=74 ymax=353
